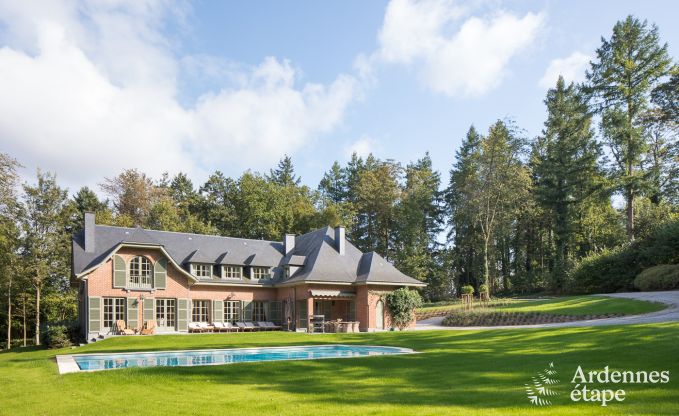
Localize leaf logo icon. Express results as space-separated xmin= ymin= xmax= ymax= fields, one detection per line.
xmin=525 ymin=362 xmax=560 ymax=406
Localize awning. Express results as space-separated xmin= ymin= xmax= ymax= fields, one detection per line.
xmin=309 ymin=290 xmax=356 ymax=298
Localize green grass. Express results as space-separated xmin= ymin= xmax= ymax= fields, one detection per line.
xmin=417 ymin=295 xmax=665 ymax=317
xmin=1 ymin=324 xmax=678 ymax=415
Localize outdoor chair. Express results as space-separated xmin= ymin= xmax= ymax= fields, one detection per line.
xmin=197 ymin=322 xmax=214 ymax=332
xmin=263 ymin=321 xmax=282 ymax=330
xmin=236 ymin=322 xmax=253 ymax=331
xmin=188 ymin=322 xmax=204 ymax=333
xmin=115 ymin=320 xmax=135 ymax=335
xmin=224 ymin=322 xmax=239 ymax=332
xmin=212 ymin=322 xmax=227 ymax=332
xmin=256 ymin=322 xmax=272 ymax=331
xmin=140 ymin=320 xmax=156 ymax=335
xmin=244 ymin=322 xmax=258 ymax=331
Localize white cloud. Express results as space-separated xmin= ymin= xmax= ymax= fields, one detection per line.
xmin=0 ymin=0 xmax=357 ymax=191
xmin=345 ymin=136 xmax=376 ymax=158
xmin=538 ymin=51 xmax=591 ymax=88
xmin=374 ymin=0 xmax=544 ymax=97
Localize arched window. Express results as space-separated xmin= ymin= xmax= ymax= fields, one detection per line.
xmin=129 ymin=256 xmax=153 ymax=288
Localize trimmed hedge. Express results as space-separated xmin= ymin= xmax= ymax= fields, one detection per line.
xmin=569 ymin=219 xmax=679 ymax=293
xmin=634 ymin=264 xmax=679 ymax=291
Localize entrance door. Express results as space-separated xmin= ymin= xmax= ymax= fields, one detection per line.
xmin=375 ymin=300 xmax=384 ymax=330
xmin=155 ymin=299 xmax=176 ymax=329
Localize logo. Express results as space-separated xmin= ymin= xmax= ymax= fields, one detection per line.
xmin=525 ymin=362 xmax=560 ymax=406
xmin=524 ymin=363 xmax=671 ymax=407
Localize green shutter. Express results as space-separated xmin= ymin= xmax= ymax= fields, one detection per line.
xmin=348 ymin=300 xmax=356 ymax=321
xmin=298 ymin=301 xmax=308 ymax=329
xmin=213 ymin=300 xmax=223 ymax=323
xmin=154 ymin=258 xmax=167 ymax=289
xmin=269 ymin=301 xmax=281 ymax=324
xmin=113 ymin=255 xmax=126 ymax=288
xmin=177 ymin=299 xmax=189 ymax=331
xmin=88 ymin=297 xmax=101 ymax=333
xmin=127 ymin=298 xmax=139 ymax=330
xmin=143 ymin=298 xmax=155 ymax=322
xmin=241 ymin=300 xmax=253 ymax=321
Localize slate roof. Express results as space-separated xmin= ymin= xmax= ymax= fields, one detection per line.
xmin=72 ymin=223 xmax=425 ymax=287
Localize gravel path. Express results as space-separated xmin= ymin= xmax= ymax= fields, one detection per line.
xmin=413 ymin=290 xmax=679 ymax=331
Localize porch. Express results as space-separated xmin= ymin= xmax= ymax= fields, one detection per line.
xmin=295 ymin=290 xmax=360 ymax=332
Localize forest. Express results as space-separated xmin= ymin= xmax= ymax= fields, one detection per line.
xmin=0 ymin=16 xmax=677 ymax=347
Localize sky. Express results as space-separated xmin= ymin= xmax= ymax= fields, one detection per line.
xmin=0 ymin=0 xmax=677 ymax=195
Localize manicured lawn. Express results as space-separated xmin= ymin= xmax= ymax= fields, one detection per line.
xmin=417 ymin=295 xmax=665 ymax=317
xmin=1 ymin=324 xmax=678 ymax=415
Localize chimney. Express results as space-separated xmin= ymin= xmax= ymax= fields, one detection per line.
xmin=334 ymin=226 xmax=345 ymax=255
xmin=284 ymin=233 xmax=295 ymax=255
xmin=84 ymin=212 xmax=95 ymax=253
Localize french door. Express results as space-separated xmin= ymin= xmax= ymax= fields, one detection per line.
xmin=103 ymin=298 xmax=125 ymax=332
xmin=156 ymin=298 xmax=176 ymax=329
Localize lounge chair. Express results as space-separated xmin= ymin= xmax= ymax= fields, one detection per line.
xmin=256 ymin=322 xmax=271 ymax=331
xmin=188 ymin=322 xmax=205 ymax=333
xmin=197 ymin=322 xmax=214 ymax=333
xmin=140 ymin=320 xmax=156 ymax=335
xmin=115 ymin=320 xmax=135 ymax=335
xmin=244 ymin=322 xmax=259 ymax=331
xmin=236 ymin=322 xmax=253 ymax=332
xmin=224 ymin=322 xmax=239 ymax=332
xmin=264 ymin=321 xmax=282 ymax=330
xmin=213 ymin=322 xmax=236 ymax=333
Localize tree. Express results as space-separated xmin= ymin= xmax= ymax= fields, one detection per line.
xmin=100 ymin=169 xmax=161 ymax=226
xmin=318 ymin=161 xmax=346 ymax=204
xmin=531 ymin=77 xmax=602 ymax=290
xmin=21 ymin=171 xmax=70 ymax=345
xmin=470 ymin=121 xmax=529 ymax=290
xmin=268 ymin=155 xmax=301 ymax=186
xmin=0 ymin=154 xmax=22 ymax=349
xmin=393 ymin=153 xmax=444 ymax=284
xmin=586 ymin=16 xmax=672 ymax=240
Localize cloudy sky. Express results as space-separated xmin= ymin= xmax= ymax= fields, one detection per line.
xmin=0 ymin=0 xmax=677 ymax=193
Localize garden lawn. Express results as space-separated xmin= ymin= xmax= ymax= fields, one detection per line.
xmin=417 ymin=295 xmax=665 ymax=317
xmin=1 ymin=324 xmax=678 ymax=415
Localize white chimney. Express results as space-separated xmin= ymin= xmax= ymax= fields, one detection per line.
xmin=84 ymin=212 xmax=95 ymax=253
xmin=284 ymin=234 xmax=295 ymax=255
xmin=334 ymin=226 xmax=345 ymax=255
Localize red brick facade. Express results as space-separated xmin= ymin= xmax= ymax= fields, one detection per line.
xmin=79 ymin=246 xmax=416 ymax=337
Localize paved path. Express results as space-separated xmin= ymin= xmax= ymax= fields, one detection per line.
xmin=413 ymin=290 xmax=679 ymax=331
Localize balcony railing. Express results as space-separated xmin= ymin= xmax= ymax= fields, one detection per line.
xmin=128 ymin=276 xmax=152 ymax=289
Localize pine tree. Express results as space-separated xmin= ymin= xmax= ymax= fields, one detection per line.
xmin=268 ymin=155 xmax=301 ymax=187
xmin=318 ymin=161 xmax=346 ymax=204
xmin=586 ymin=15 xmax=672 ymax=240
xmin=532 ymin=77 xmax=603 ymax=291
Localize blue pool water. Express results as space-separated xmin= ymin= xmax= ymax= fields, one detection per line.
xmin=73 ymin=345 xmax=414 ymax=371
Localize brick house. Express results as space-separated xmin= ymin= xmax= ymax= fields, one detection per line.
xmin=72 ymin=213 xmax=425 ymax=339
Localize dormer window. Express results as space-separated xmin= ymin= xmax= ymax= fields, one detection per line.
xmin=129 ymin=256 xmax=153 ymax=288
xmin=192 ymin=263 xmax=212 ymax=278
xmin=223 ymin=265 xmax=242 ymax=279
xmin=252 ymin=267 xmax=270 ymax=280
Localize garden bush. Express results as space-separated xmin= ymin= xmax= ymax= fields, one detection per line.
xmin=460 ymin=285 xmax=474 ymax=295
xmin=569 ymin=219 xmax=679 ymax=293
xmin=385 ymin=288 xmax=423 ymax=330
xmin=479 ymin=284 xmax=489 ymax=295
xmin=45 ymin=325 xmax=72 ymax=349
xmin=634 ymin=264 xmax=679 ymax=291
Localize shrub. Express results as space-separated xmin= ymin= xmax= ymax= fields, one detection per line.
xmin=570 ymin=219 xmax=679 ymax=293
xmin=634 ymin=265 xmax=679 ymax=291
xmin=45 ymin=325 xmax=72 ymax=349
xmin=385 ymin=288 xmax=423 ymax=330
xmin=460 ymin=285 xmax=474 ymax=295
xmin=479 ymin=284 xmax=489 ymax=295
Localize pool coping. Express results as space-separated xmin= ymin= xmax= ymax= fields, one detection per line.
xmin=56 ymin=344 xmax=417 ymax=374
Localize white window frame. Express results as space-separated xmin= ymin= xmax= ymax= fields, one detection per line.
xmin=192 ymin=263 xmax=212 ymax=278
xmin=156 ymin=298 xmax=176 ymax=328
xmin=224 ymin=300 xmax=241 ymax=323
xmin=192 ymin=300 xmax=210 ymax=323
xmin=222 ymin=265 xmax=243 ymax=279
xmin=129 ymin=256 xmax=153 ymax=288
xmin=103 ymin=297 xmax=125 ymax=329
xmin=252 ymin=301 xmax=266 ymax=322
xmin=252 ymin=267 xmax=270 ymax=280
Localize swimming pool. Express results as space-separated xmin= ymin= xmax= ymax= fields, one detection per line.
xmin=57 ymin=345 xmax=415 ymax=373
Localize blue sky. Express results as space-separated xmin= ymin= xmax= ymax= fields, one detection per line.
xmin=0 ymin=0 xmax=677 ymax=193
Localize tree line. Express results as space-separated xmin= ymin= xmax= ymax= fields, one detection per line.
xmin=0 ymin=15 xmax=677 ymax=348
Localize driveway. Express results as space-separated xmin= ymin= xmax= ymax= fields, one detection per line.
xmin=413 ymin=290 xmax=679 ymax=331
